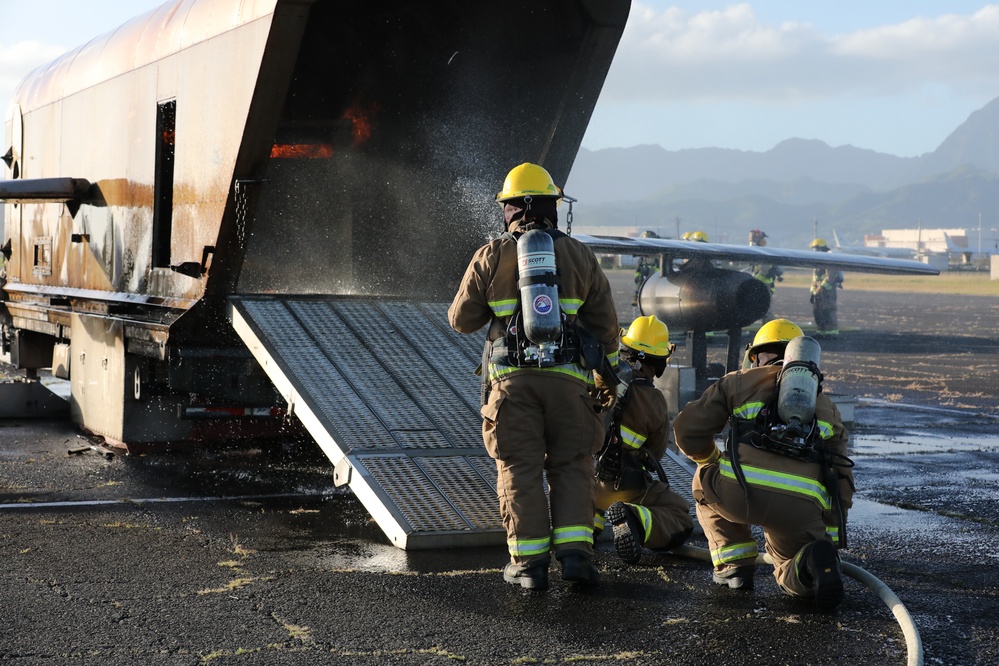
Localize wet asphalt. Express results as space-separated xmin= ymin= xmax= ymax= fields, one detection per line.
xmin=0 ymin=271 xmax=997 ymax=665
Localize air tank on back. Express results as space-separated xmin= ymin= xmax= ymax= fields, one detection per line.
xmin=517 ymin=229 xmax=562 ymax=366
xmin=777 ymin=336 xmax=822 ymax=439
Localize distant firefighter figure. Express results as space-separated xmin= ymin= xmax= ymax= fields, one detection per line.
xmin=809 ymin=238 xmax=843 ymax=337
xmin=676 ymin=230 xmax=714 ymax=273
xmin=747 ymin=229 xmax=783 ymax=323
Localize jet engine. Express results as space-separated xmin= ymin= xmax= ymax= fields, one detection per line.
xmin=638 ymin=266 xmax=771 ymax=332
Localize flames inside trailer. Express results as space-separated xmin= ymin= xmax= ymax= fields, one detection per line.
xmin=226 ymin=2 xmax=656 ymax=547
xmin=1 ymin=0 xmax=638 ymax=548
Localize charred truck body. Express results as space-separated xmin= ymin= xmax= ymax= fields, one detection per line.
xmin=0 ymin=0 xmax=634 ymax=547
xmin=1 ymin=0 xmax=628 ymax=442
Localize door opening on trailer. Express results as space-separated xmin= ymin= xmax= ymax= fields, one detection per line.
xmin=152 ymin=100 xmax=176 ymax=268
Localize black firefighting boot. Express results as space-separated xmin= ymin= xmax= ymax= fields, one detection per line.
xmin=606 ymin=502 xmax=645 ymax=565
xmin=711 ymin=564 xmax=755 ymax=590
xmin=557 ymin=549 xmax=599 ymax=585
xmin=503 ymin=556 xmax=550 ymax=591
xmin=797 ymin=540 xmax=843 ymax=609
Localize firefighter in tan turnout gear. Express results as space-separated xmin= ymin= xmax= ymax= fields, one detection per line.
xmin=595 ymin=315 xmax=694 ymax=564
xmin=747 ymin=229 xmax=783 ymax=323
xmin=449 ymin=163 xmax=620 ymax=591
xmin=809 ymin=238 xmax=844 ymax=337
xmin=673 ymin=319 xmax=854 ymax=608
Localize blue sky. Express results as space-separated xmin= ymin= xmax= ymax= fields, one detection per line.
xmin=2 ymin=1 xmax=999 ymax=157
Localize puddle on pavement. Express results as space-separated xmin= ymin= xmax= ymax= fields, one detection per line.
xmin=850 ymin=431 xmax=999 ymax=456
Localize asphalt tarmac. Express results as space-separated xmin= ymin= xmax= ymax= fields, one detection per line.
xmin=1 ymin=272 xmax=997 ymax=665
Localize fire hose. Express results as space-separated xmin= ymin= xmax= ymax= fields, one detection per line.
xmin=671 ymin=544 xmax=923 ymax=666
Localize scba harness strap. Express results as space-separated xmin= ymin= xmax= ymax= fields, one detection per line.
xmin=490 ymin=311 xmax=582 ymax=368
xmin=594 ymin=378 xmax=670 ymax=491
xmin=726 ymin=393 xmax=855 ymax=548
xmin=492 ymin=225 xmax=583 ymax=369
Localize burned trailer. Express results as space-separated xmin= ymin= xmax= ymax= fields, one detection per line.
xmin=1 ymin=0 xmax=634 ymax=547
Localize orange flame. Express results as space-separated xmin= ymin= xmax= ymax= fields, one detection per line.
xmin=269 ymin=143 xmax=334 ymax=159
xmin=343 ymin=100 xmax=378 ymax=148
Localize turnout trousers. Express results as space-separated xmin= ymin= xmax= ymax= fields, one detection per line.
xmin=812 ymin=289 xmax=839 ymax=332
xmin=482 ymin=372 xmax=604 ymax=562
xmin=595 ymin=480 xmax=693 ymax=549
xmin=693 ymin=462 xmax=830 ymax=597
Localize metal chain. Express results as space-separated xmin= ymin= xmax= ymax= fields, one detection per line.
xmin=563 ymin=194 xmax=577 ymax=236
xmin=234 ymin=180 xmax=249 ymax=247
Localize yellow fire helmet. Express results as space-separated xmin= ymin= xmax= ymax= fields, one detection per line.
xmin=810 ymin=237 xmax=829 ymax=251
xmin=746 ymin=318 xmax=803 ymax=362
xmin=621 ymin=315 xmax=675 ymax=359
xmin=496 ymin=163 xmax=562 ymax=202
xmin=690 ymin=230 xmax=709 ymax=242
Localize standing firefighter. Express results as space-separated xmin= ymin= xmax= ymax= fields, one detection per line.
xmin=595 ymin=315 xmax=694 ymax=564
xmin=449 ymin=163 xmax=620 ymax=591
xmin=673 ymin=319 xmax=854 ymax=608
xmin=809 ymin=238 xmax=844 ymax=337
xmin=748 ymin=229 xmax=783 ymax=323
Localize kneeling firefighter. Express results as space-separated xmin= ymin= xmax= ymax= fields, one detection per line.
xmin=594 ymin=315 xmax=694 ymax=564
xmin=673 ymin=319 xmax=855 ymax=608
xmin=448 ymin=163 xmax=620 ymax=591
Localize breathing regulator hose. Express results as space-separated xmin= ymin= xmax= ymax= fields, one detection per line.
xmin=671 ymin=544 xmax=924 ymax=666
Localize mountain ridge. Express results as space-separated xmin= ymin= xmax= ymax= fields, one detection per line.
xmin=564 ymin=95 xmax=999 ymax=246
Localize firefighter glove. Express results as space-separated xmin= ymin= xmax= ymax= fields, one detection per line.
xmin=592 ymin=371 xmax=618 ymax=412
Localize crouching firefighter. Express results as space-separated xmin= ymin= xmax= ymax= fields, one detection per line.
xmin=448 ymin=163 xmax=620 ymax=591
xmin=673 ymin=318 xmax=855 ymax=608
xmin=594 ymin=315 xmax=694 ymax=564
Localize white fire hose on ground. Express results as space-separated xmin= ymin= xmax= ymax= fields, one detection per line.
xmin=671 ymin=544 xmax=924 ymax=666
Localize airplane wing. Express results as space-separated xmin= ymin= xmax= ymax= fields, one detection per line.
xmin=574 ymin=234 xmax=940 ymax=275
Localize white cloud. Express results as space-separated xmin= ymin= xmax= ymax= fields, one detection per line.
xmin=601 ymin=3 xmax=999 ymax=103
xmin=831 ymin=6 xmax=999 ymax=93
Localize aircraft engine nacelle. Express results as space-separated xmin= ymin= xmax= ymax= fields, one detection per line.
xmin=638 ymin=267 xmax=771 ymax=332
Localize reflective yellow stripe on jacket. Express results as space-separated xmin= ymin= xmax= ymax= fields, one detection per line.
xmin=488 ymin=362 xmax=594 ymax=385
xmin=733 ymin=402 xmax=765 ymax=420
xmin=719 ymin=458 xmax=832 ymax=509
xmin=734 ymin=399 xmax=834 ymax=442
xmin=559 ymin=297 xmax=583 ymax=316
xmin=488 ymin=299 xmax=519 ymax=319
xmin=619 ymin=425 xmax=646 ymax=450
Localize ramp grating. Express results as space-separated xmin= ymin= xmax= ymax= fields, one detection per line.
xmin=229 ymin=296 xmax=502 ymax=548
xmin=228 ymin=295 xmax=696 ymax=549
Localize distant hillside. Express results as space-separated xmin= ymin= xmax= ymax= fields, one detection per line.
xmin=572 ymin=167 xmax=999 ymax=250
xmin=566 ymin=140 xmax=912 ymax=204
xmin=915 ymin=96 xmax=999 ymax=180
xmin=565 ymin=94 xmax=999 ymax=244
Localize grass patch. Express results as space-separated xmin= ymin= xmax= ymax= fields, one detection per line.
xmin=779 ymin=268 xmax=999 ymax=295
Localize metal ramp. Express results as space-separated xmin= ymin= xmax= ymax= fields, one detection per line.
xmin=228 ymin=295 xmax=695 ymax=549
